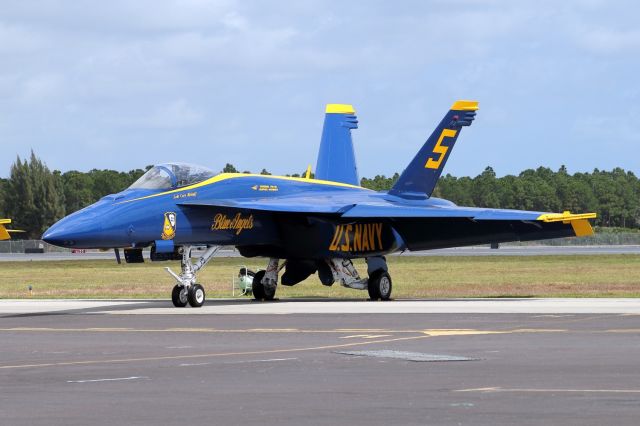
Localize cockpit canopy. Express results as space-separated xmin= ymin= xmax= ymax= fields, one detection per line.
xmin=129 ymin=163 xmax=216 ymax=190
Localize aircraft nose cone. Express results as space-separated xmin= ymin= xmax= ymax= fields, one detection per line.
xmin=42 ymin=224 xmax=70 ymax=246
xmin=42 ymin=213 xmax=104 ymax=248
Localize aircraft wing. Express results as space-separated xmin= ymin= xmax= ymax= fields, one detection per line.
xmin=179 ymin=198 xmax=595 ymax=251
xmin=341 ymin=203 xmax=596 ymax=251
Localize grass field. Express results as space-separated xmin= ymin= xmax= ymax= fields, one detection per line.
xmin=1 ymin=255 xmax=639 ymax=299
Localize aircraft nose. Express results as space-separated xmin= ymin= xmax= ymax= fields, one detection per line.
xmin=41 ymin=222 xmax=72 ymax=247
xmin=42 ymin=213 xmax=104 ymax=248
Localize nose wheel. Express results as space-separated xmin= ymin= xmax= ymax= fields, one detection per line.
xmin=188 ymin=284 xmax=206 ymax=307
xmin=171 ymin=285 xmax=189 ymax=307
xmin=165 ymin=245 xmax=219 ymax=308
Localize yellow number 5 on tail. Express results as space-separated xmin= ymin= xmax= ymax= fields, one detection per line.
xmin=425 ymin=129 xmax=457 ymax=169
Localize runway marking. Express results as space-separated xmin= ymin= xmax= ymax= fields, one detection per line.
xmin=0 ymin=335 xmax=429 ymax=370
xmin=531 ymin=314 xmax=575 ymax=318
xmin=422 ymin=329 xmax=510 ymax=336
xmin=340 ymin=334 xmax=392 ymax=339
xmin=224 ymin=357 xmax=298 ymax=364
xmin=455 ymin=387 xmax=640 ymax=394
xmin=66 ymin=376 xmax=149 ymax=383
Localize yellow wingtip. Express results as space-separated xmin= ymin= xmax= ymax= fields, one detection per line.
xmin=451 ymin=100 xmax=479 ymax=111
xmin=326 ymin=104 xmax=356 ymax=114
xmin=536 ymin=211 xmax=598 ymax=223
xmin=536 ymin=211 xmax=597 ymax=237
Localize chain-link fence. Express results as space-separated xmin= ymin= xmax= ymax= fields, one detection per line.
xmin=0 ymin=240 xmax=70 ymax=254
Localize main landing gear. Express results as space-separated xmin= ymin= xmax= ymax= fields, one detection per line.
xmin=165 ymin=245 xmax=220 ymax=307
xmin=326 ymin=256 xmax=392 ymax=301
xmin=252 ymin=258 xmax=282 ymax=301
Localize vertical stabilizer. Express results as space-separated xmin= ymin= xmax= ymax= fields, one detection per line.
xmin=315 ymin=104 xmax=359 ymax=186
xmin=389 ymin=100 xmax=478 ymax=198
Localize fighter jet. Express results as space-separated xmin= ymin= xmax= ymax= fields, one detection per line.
xmin=43 ymin=101 xmax=596 ymax=307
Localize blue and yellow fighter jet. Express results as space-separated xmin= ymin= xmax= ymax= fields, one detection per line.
xmin=43 ymin=101 xmax=596 ymax=307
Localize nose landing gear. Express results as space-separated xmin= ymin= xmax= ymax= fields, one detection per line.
xmin=165 ymin=245 xmax=219 ymax=307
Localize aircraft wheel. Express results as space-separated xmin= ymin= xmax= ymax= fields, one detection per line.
xmin=368 ymin=270 xmax=392 ymax=301
xmin=172 ymin=285 xmax=189 ymax=307
xmin=252 ymin=270 xmax=266 ymax=300
xmin=264 ymin=282 xmax=276 ymax=301
xmin=252 ymin=270 xmax=276 ymax=301
xmin=188 ymin=283 xmax=206 ymax=308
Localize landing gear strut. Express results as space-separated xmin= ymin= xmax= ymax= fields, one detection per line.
xmin=252 ymin=258 xmax=282 ymax=301
xmin=325 ymin=256 xmax=392 ymax=301
xmin=165 ymin=245 xmax=219 ymax=307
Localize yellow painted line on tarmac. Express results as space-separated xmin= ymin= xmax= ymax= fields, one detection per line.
xmin=0 ymin=334 xmax=430 ymax=370
xmin=340 ymin=335 xmax=392 ymax=339
xmin=456 ymin=387 xmax=640 ymax=394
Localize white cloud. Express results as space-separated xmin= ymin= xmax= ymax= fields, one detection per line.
xmin=1 ymin=0 xmax=639 ymax=176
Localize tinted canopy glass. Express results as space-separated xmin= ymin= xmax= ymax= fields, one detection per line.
xmin=129 ymin=163 xmax=216 ymax=190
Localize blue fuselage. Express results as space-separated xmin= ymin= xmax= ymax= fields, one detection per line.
xmin=43 ymin=174 xmax=453 ymax=259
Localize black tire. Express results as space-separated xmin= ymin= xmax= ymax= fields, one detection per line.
xmin=367 ymin=278 xmax=380 ymax=300
xmin=368 ymin=270 xmax=392 ymax=301
xmin=252 ymin=270 xmax=266 ymax=300
xmin=188 ymin=283 xmax=206 ymax=307
xmin=172 ymin=285 xmax=188 ymax=307
xmin=252 ymin=270 xmax=276 ymax=301
xmin=264 ymin=282 xmax=276 ymax=301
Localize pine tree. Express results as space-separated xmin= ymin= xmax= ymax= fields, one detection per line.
xmin=5 ymin=151 xmax=65 ymax=238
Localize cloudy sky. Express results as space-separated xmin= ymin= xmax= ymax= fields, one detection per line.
xmin=1 ymin=0 xmax=638 ymax=179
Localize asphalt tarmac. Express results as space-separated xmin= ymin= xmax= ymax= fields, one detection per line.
xmin=1 ymin=299 xmax=639 ymax=425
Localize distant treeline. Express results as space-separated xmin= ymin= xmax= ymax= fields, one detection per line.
xmin=0 ymin=152 xmax=638 ymax=238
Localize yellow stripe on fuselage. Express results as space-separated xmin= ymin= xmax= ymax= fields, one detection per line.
xmin=118 ymin=173 xmax=367 ymax=204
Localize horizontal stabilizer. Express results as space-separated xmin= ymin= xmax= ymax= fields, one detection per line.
xmin=0 ymin=219 xmax=21 ymax=241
